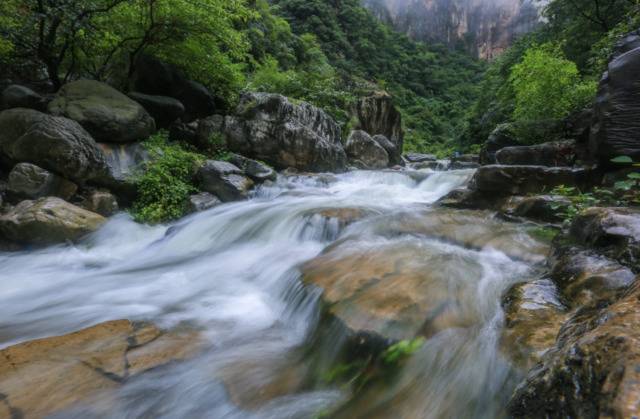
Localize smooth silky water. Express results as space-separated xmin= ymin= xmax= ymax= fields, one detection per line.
xmin=0 ymin=168 xmax=542 ymax=418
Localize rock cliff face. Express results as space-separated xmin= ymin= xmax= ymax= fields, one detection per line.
xmin=363 ymin=0 xmax=544 ymax=59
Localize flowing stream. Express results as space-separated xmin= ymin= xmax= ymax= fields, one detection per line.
xmin=0 ymin=168 xmax=545 ymax=418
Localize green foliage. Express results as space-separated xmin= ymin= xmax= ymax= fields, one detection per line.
xmin=528 ymin=226 xmax=560 ymax=243
xmin=510 ymin=44 xmax=597 ymax=121
xmin=131 ymin=132 xmax=204 ymax=224
xmin=382 ymin=338 xmax=425 ymax=365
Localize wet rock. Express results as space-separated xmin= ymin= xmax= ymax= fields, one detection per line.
xmin=197 ymin=160 xmax=254 ymax=202
xmin=568 ymin=207 xmax=640 ymax=270
xmin=132 ymin=54 xmax=219 ymax=121
xmin=480 ymin=123 xmax=522 ymax=164
xmin=0 ymin=109 xmax=110 ymax=184
xmin=496 ymin=140 xmax=576 ymax=167
xmin=355 ymin=92 xmax=403 ymax=163
xmin=550 ymin=247 xmax=636 ymax=307
xmin=589 ymin=42 xmax=640 ymax=165
xmin=508 ymin=280 xmax=640 ymax=419
xmin=452 ymin=154 xmax=479 ymax=164
xmin=0 ymin=319 xmax=201 ymax=418
xmin=187 ymin=192 xmax=221 ymax=213
xmin=404 ymin=153 xmax=436 ymax=163
xmin=228 ymin=154 xmax=277 ymax=183
xmin=7 ymin=162 xmax=77 ymax=200
xmin=82 ymin=190 xmax=119 ymax=217
xmin=225 ymin=92 xmax=347 ymax=172
xmin=128 ymin=92 xmax=185 ymax=128
xmin=0 ymin=197 xmax=106 ymax=245
xmin=345 ymin=130 xmax=390 ymax=169
xmin=410 ymin=160 xmax=450 ymax=171
xmin=450 ymin=161 xmax=480 ymax=170
xmin=437 ymin=187 xmax=506 ymax=211
xmin=502 ymin=195 xmax=571 ymax=223
xmin=48 ymin=80 xmax=155 ymax=143
xmin=501 ymin=279 xmax=567 ymax=369
xmin=470 ymin=165 xmax=594 ymax=196
xmin=1 ymin=84 xmax=46 ymax=111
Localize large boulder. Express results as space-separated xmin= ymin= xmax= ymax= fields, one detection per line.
xmin=355 ymin=92 xmax=403 ymax=163
xmin=0 ymin=197 xmax=106 ymax=245
xmin=197 ymin=160 xmax=254 ymax=202
xmin=589 ymin=41 xmax=640 ymax=165
xmin=7 ymin=162 xmax=77 ymax=200
xmin=0 ymin=319 xmax=201 ymax=418
xmin=345 ymin=130 xmax=389 ymax=169
xmin=225 ymin=92 xmax=347 ymax=172
xmin=470 ymin=165 xmax=595 ymax=196
xmin=0 ymin=108 xmax=110 ymax=184
xmin=128 ymin=92 xmax=185 ymax=128
xmin=48 ymin=80 xmax=155 ymax=143
xmin=480 ymin=123 xmax=521 ymax=165
xmin=496 ymin=140 xmax=576 ymax=167
xmin=228 ymin=153 xmax=277 ymax=183
xmin=132 ymin=54 xmax=218 ymax=121
xmin=508 ymin=279 xmax=640 ymax=418
xmin=1 ymin=84 xmax=46 ymax=111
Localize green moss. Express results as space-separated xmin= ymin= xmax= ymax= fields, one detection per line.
xmin=528 ymin=226 xmax=560 ymax=243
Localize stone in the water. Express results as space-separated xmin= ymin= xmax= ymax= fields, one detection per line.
xmin=0 ymin=319 xmax=201 ymax=418
xmin=197 ymin=160 xmax=254 ymax=202
xmin=0 ymin=108 xmax=110 ymax=184
xmin=345 ymin=130 xmax=390 ymax=169
xmin=48 ymin=80 xmax=155 ymax=143
xmin=7 ymin=162 xmax=77 ymax=200
xmin=228 ymin=153 xmax=277 ymax=183
xmin=404 ymin=152 xmax=437 ymax=163
xmin=83 ymin=190 xmax=119 ymax=217
xmin=187 ymin=192 xmax=221 ymax=213
xmin=0 ymin=197 xmax=106 ymax=245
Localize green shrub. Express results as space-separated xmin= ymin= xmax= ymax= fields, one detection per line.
xmin=131 ymin=132 xmax=205 ymax=224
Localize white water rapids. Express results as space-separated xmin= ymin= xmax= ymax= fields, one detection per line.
xmin=0 ymin=168 xmax=542 ymax=418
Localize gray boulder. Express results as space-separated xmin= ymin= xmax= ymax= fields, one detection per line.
xmin=187 ymin=192 xmax=222 ymax=213
xmin=496 ymin=140 xmax=576 ymax=167
xmin=355 ymin=92 xmax=403 ymax=162
xmin=345 ymin=130 xmax=389 ymax=169
xmin=82 ymin=190 xmax=119 ymax=217
xmin=228 ymin=154 xmax=277 ymax=183
xmin=404 ymin=153 xmax=437 ymax=163
xmin=1 ymin=85 xmax=46 ymax=111
xmin=0 ymin=108 xmax=110 ymax=184
xmin=0 ymin=197 xmax=106 ymax=245
xmin=372 ymin=134 xmax=402 ymax=166
xmin=590 ymin=42 xmax=640 ymax=164
xmin=128 ymin=92 xmax=184 ymax=128
xmin=480 ymin=123 xmax=521 ymax=165
xmin=197 ymin=160 xmax=254 ymax=202
xmin=7 ymin=163 xmax=77 ymax=200
xmin=48 ymin=80 xmax=155 ymax=143
xmin=225 ymin=93 xmax=347 ymax=172
xmin=470 ymin=165 xmax=595 ymax=195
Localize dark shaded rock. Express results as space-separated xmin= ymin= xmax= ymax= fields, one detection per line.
xmin=436 ymin=187 xmax=506 ymax=210
xmin=450 ymin=161 xmax=480 ymax=170
xmin=225 ymin=92 xmax=347 ymax=172
xmin=345 ymin=130 xmax=389 ymax=169
xmin=480 ymin=123 xmax=522 ymax=164
xmin=470 ymin=165 xmax=595 ymax=196
xmin=0 ymin=109 xmax=110 ymax=184
xmin=355 ymin=92 xmax=403 ymax=158
xmin=501 ymin=279 xmax=567 ymax=369
xmin=550 ymin=247 xmax=635 ymax=307
xmin=404 ymin=153 xmax=436 ymax=163
xmin=48 ymin=80 xmax=155 ymax=143
xmin=96 ymin=142 xmax=150 ymax=202
xmin=0 ymin=197 xmax=106 ymax=245
xmin=194 ymin=114 xmax=225 ymax=149
xmin=187 ymin=192 xmax=221 ymax=213
xmin=372 ymin=134 xmax=402 ymax=165
xmin=496 ymin=140 xmax=576 ymax=167
xmin=228 ymin=153 xmax=276 ymax=183
xmin=82 ymin=190 xmax=119 ymax=217
xmin=7 ymin=163 xmax=77 ymax=201
xmin=502 ymin=195 xmax=571 ymax=223
xmin=132 ymin=55 xmax=218 ymax=121
xmin=128 ymin=92 xmax=185 ymax=128
xmin=569 ymin=207 xmax=640 ymax=270
xmin=168 ymin=120 xmax=198 ymax=144
xmin=589 ymin=43 xmax=640 ymax=165
xmin=411 ymin=160 xmax=450 ymax=171
xmin=197 ymin=160 xmax=254 ymax=202
xmin=508 ymin=280 xmax=640 ymax=419
xmin=1 ymin=84 xmax=46 ymax=111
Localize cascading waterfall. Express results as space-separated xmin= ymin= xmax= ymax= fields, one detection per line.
xmin=0 ymin=168 xmax=543 ymax=418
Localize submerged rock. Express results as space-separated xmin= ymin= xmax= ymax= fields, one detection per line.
xmin=197 ymin=160 xmax=254 ymax=202
xmin=0 ymin=197 xmax=106 ymax=245
xmin=345 ymin=130 xmax=390 ymax=169
xmin=7 ymin=162 xmax=77 ymax=200
xmin=225 ymin=92 xmax=347 ymax=172
xmin=0 ymin=320 xmax=201 ymax=418
xmin=0 ymin=108 xmax=110 ymax=184
xmin=48 ymin=80 xmax=155 ymax=143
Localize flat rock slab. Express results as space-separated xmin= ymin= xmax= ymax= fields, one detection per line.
xmin=0 ymin=320 xmax=201 ymax=418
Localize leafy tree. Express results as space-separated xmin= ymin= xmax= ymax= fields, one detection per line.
xmin=509 ymin=44 xmax=596 ymax=121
